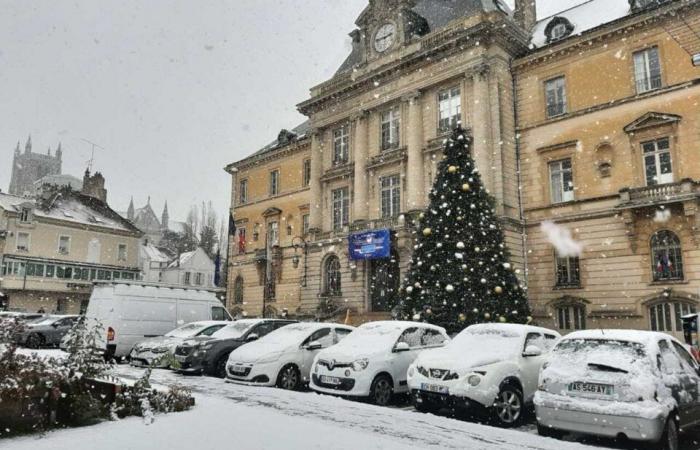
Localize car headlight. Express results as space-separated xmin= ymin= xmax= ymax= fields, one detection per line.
xmin=257 ymin=352 xmax=282 ymax=364
xmin=351 ymin=358 xmax=369 ymax=371
xmin=467 ymin=375 xmax=481 ymax=386
xmin=408 ymin=365 xmax=415 ymax=377
xmin=417 ymin=366 xmax=429 ymax=377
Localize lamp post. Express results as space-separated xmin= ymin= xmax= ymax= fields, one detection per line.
xmin=291 ymin=236 xmax=307 ymax=287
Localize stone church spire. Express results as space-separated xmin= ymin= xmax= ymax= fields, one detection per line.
xmin=25 ymin=135 xmax=32 ymax=153
xmin=127 ymin=197 xmax=135 ymax=221
xmin=161 ymin=201 xmax=169 ymax=231
xmin=14 ymin=141 xmax=20 ymax=156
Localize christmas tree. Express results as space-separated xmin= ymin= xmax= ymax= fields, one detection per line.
xmin=398 ymin=126 xmax=530 ymax=333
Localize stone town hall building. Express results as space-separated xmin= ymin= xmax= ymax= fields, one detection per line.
xmin=226 ymin=0 xmax=700 ymax=338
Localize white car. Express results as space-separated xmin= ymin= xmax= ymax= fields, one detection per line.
xmin=310 ymin=321 xmax=449 ymax=406
xmin=225 ymin=322 xmax=355 ymax=390
xmin=129 ymin=320 xmax=229 ymax=368
xmin=407 ymin=323 xmax=560 ymax=427
xmin=536 ymin=330 xmax=700 ymax=450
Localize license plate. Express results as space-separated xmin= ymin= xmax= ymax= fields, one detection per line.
xmin=320 ymin=375 xmax=341 ymax=385
xmin=231 ymin=365 xmax=246 ymax=374
xmin=568 ymin=382 xmax=613 ymax=395
xmin=421 ymin=383 xmax=449 ymax=395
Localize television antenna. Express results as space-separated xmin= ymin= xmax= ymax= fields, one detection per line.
xmin=80 ymin=138 xmax=106 ymax=171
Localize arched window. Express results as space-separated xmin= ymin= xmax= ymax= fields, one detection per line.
xmin=651 ymin=230 xmax=684 ymax=281
xmin=649 ymin=301 xmax=696 ymax=332
xmin=233 ymin=276 xmax=244 ymax=304
xmin=323 ymin=255 xmax=342 ymax=296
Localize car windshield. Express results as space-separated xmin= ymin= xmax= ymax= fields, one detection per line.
xmin=211 ymin=321 xmax=257 ymax=340
xmin=260 ymin=324 xmax=318 ymax=345
xmin=334 ymin=323 xmax=406 ymax=350
xmin=30 ymin=316 xmax=62 ymax=326
xmin=451 ymin=326 xmax=524 ymax=358
xmin=165 ymin=323 xmax=208 ymax=338
xmin=552 ymin=338 xmax=649 ymax=373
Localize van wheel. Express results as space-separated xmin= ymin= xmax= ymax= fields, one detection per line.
xmin=492 ymin=383 xmax=523 ymax=428
xmin=276 ymin=364 xmax=300 ymax=391
xmin=369 ymin=375 xmax=393 ymax=407
xmin=537 ymin=423 xmax=564 ymax=439
xmin=26 ymin=333 xmax=43 ymax=349
xmin=660 ymin=417 xmax=679 ymax=450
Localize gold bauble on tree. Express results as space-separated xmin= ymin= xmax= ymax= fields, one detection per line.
xmin=422 ymin=227 xmax=432 ymax=236
xmin=494 ymin=286 xmax=503 ymax=294
xmin=448 ymin=165 xmax=457 ymax=173
xmin=458 ymin=313 xmax=466 ymax=322
xmin=462 ymin=183 xmax=471 ymax=192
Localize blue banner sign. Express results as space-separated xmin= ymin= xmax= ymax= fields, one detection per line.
xmin=349 ymin=229 xmax=391 ymax=260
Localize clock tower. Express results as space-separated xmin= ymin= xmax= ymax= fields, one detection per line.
xmin=356 ymin=0 xmax=429 ymax=61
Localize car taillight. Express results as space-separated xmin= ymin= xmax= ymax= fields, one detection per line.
xmin=107 ymin=327 xmax=115 ymax=342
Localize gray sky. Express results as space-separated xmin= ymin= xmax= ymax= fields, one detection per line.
xmin=0 ymin=0 xmax=583 ymax=223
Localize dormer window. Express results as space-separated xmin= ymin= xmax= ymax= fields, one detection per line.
xmin=545 ymin=17 xmax=574 ymax=43
xmin=19 ymin=207 xmax=31 ymax=223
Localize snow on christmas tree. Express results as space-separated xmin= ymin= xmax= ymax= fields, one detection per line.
xmin=398 ymin=126 xmax=530 ymax=333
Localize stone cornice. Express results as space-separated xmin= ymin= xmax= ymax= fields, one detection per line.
xmin=225 ymin=136 xmax=310 ymax=173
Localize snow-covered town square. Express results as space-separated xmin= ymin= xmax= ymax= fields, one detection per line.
xmin=2 ymin=0 xmax=700 ymax=449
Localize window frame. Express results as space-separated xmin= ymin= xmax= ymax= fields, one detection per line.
xmin=237 ymin=227 xmax=246 ymax=254
xmin=549 ymin=158 xmax=574 ymax=204
xmin=437 ymin=86 xmax=461 ymax=134
xmin=331 ymin=187 xmax=350 ymax=231
xmin=380 ymin=106 xmax=401 ymax=151
xmin=323 ymin=255 xmax=342 ymax=296
xmin=650 ymin=230 xmax=684 ymax=282
xmin=233 ymin=276 xmax=244 ymax=304
xmin=555 ymin=255 xmax=580 ymax=287
xmin=267 ymin=221 xmax=279 ymax=247
xmin=380 ymin=174 xmax=401 ymax=218
xmin=58 ymin=235 xmax=71 ymax=255
xmin=556 ymin=304 xmax=586 ymax=331
xmin=239 ymin=179 xmax=248 ymax=205
xmin=117 ymin=243 xmax=128 ymax=262
xmin=642 ymin=137 xmax=673 ymax=186
xmin=269 ymin=170 xmax=280 ymax=196
xmin=544 ymin=76 xmax=567 ymax=118
xmin=332 ymin=125 xmax=350 ymax=165
xmin=649 ymin=301 xmax=696 ymax=332
xmin=302 ymin=214 xmax=310 ymax=235
xmin=633 ymin=46 xmax=662 ymax=94
xmin=302 ymin=159 xmax=311 ymax=187
xmin=16 ymin=232 xmax=30 ymax=252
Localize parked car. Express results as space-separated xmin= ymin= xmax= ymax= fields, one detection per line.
xmin=129 ymin=320 xmax=229 ymax=368
xmin=0 ymin=312 xmax=45 ymax=324
xmin=535 ymin=329 xmax=700 ymax=450
xmin=85 ymin=282 xmax=232 ymax=359
xmin=174 ymin=318 xmax=296 ymax=377
xmin=309 ymin=321 xmax=449 ymax=406
xmin=226 ymin=322 xmax=355 ymax=390
xmin=407 ymin=323 xmax=560 ymax=427
xmin=15 ymin=315 xmax=79 ymax=348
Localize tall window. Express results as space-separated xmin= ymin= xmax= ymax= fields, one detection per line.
xmin=302 ymin=214 xmax=310 ymax=235
xmin=16 ymin=232 xmax=29 ymax=252
xmin=323 ymin=255 xmax=342 ymax=296
xmin=380 ymin=175 xmax=401 ymax=218
xmin=58 ymin=236 xmax=71 ymax=255
xmin=438 ymin=87 xmax=461 ymax=133
xmin=234 ymin=276 xmax=244 ymax=304
xmin=184 ymin=272 xmax=191 ymax=285
xmin=555 ymin=256 xmax=580 ymax=287
xmin=650 ymin=302 xmax=696 ymax=332
xmin=118 ymin=244 xmax=127 ymax=262
xmin=238 ymin=227 xmax=246 ymax=254
xmin=239 ymin=179 xmax=248 ymax=204
xmin=634 ymin=47 xmax=662 ymax=93
xmin=302 ymin=159 xmax=311 ymax=187
xmin=557 ymin=304 xmax=586 ymax=330
xmin=381 ymin=107 xmax=401 ymax=151
xmin=643 ymin=138 xmax=673 ymax=185
xmin=332 ymin=187 xmax=350 ymax=230
xmin=19 ymin=208 xmax=31 ymax=223
xmin=549 ymin=159 xmax=574 ymax=203
xmin=267 ymin=221 xmax=279 ymax=247
xmin=194 ymin=272 xmax=204 ymax=286
xmin=651 ymin=230 xmax=683 ymax=281
xmin=269 ymin=170 xmax=280 ymax=196
xmin=545 ymin=76 xmax=567 ymax=118
xmin=333 ymin=126 xmax=349 ymax=165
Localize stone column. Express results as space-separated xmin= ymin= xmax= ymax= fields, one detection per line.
xmin=309 ymin=130 xmax=323 ymax=232
xmin=405 ymin=91 xmax=425 ymax=211
xmin=353 ymin=111 xmax=369 ymax=222
xmin=472 ymin=65 xmax=493 ymax=193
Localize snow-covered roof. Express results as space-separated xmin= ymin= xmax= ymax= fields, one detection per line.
xmin=33 ymin=174 xmax=83 ymax=192
xmin=464 ymin=322 xmax=559 ymax=337
xmin=141 ymin=242 xmax=170 ymax=263
xmin=562 ymin=329 xmax=675 ymax=346
xmin=530 ymin=0 xmax=631 ymax=48
xmin=169 ymin=250 xmax=196 ymax=268
xmin=168 ymin=220 xmax=187 ymax=235
xmin=0 ymin=191 xmax=140 ymax=234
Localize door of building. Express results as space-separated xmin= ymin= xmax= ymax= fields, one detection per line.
xmin=369 ymin=252 xmax=399 ymax=312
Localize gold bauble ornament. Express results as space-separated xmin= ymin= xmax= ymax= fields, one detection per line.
xmin=422 ymin=227 xmax=432 ymax=236
xmin=458 ymin=313 xmax=466 ymax=322
xmin=462 ymin=183 xmax=471 ymax=192
xmin=484 ymin=312 xmax=491 ymax=320
xmin=494 ymin=286 xmax=503 ymax=294
xmin=499 ymin=316 xmax=507 ymax=323
xmin=448 ymin=165 xmax=457 ymax=173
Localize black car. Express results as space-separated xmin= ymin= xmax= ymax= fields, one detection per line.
xmin=173 ymin=318 xmax=296 ymax=377
xmin=14 ymin=315 xmax=79 ymax=348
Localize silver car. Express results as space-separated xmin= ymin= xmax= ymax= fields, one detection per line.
xmin=535 ymin=329 xmax=700 ymax=450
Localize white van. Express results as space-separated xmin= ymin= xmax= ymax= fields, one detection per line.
xmin=85 ymin=282 xmax=232 ymax=359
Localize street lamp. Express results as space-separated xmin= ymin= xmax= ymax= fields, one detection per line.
xmin=291 ymin=236 xmax=307 ymax=286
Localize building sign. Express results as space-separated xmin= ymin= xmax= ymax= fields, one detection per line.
xmin=349 ymin=229 xmax=391 ymax=260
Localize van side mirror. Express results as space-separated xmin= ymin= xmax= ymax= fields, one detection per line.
xmin=394 ymin=342 xmax=410 ymax=353
xmin=305 ymin=341 xmax=322 ymax=351
xmin=246 ymin=333 xmax=259 ymax=342
xmin=523 ymin=345 xmax=543 ymax=357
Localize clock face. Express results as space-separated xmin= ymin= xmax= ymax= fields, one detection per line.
xmin=374 ymin=23 xmax=396 ymax=53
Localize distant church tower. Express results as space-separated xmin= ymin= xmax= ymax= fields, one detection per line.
xmin=161 ymin=201 xmax=169 ymax=231
xmin=127 ymin=197 xmax=135 ymax=221
xmin=8 ymin=136 xmax=62 ymax=196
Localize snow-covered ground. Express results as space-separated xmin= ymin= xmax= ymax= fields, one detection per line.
xmin=3 ymin=349 xmax=698 ymax=449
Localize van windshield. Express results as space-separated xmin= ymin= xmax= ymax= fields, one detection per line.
xmin=212 ymin=321 xmax=256 ymax=340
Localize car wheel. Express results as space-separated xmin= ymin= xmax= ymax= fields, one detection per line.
xmin=277 ymin=364 xmax=301 ymax=391
xmin=214 ymin=356 xmax=229 ymax=378
xmin=492 ymin=383 xmax=523 ymax=427
xmin=660 ymin=417 xmax=679 ymax=450
xmin=26 ymin=333 xmax=43 ymax=349
xmin=537 ymin=423 xmax=565 ymax=439
xmin=369 ymin=375 xmax=393 ymax=407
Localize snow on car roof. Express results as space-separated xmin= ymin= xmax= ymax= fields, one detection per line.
xmin=562 ymin=329 xmax=675 ymax=346
xmin=358 ymin=320 xmax=446 ymax=333
xmin=464 ymin=323 xmax=559 ymax=337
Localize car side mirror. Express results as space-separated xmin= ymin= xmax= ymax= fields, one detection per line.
xmin=523 ymin=345 xmax=543 ymax=357
xmin=394 ymin=342 xmax=410 ymax=353
xmin=246 ymin=333 xmax=259 ymax=342
xmin=305 ymin=341 xmax=322 ymax=351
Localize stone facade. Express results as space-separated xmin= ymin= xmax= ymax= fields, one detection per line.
xmin=514 ymin=0 xmax=700 ymax=339
xmin=9 ymin=137 xmax=63 ymax=197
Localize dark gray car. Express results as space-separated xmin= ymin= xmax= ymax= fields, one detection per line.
xmin=15 ymin=315 xmax=79 ymax=348
xmin=174 ymin=318 xmax=296 ymax=377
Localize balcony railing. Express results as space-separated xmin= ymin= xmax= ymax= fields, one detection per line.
xmin=618 ymin=179 xmax=698 ymax=209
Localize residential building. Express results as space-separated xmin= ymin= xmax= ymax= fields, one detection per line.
xmin=514 ymin=0 xmax=700 ymax=339
xmin=139 ymin=243 xmax=217 ymax=289
xmin=225 ymin=125 xmax=311 ymax=317
xmin=0 ymin=188 xmax=142 ymax=314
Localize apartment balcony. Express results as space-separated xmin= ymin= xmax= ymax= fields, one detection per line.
xmin=617 ymin=179 xmax=699 ymax=210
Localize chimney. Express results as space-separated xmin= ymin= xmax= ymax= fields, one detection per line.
xmin=81 ymin=169 xmax=108 ymax=203
xmin=514 ymin=0 xmax=537 ymax=33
